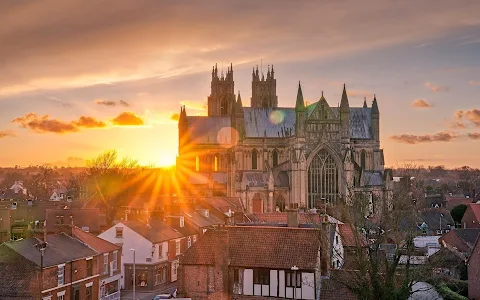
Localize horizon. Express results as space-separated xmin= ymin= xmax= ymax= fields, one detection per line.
xmin=1 ymin=1 xmax=480 ymax=168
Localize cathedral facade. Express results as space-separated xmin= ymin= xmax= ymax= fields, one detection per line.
xmin=177 ymin=64 xmax=392 ymax=214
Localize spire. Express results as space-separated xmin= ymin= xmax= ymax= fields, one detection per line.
xmin=363 ymin=97 xmax=367 ymax=108
xmin=320 ymin=91 xmax=325 ymax=101
xmin=340 ymin=83 xmax=349 ymax=111
xmin=372 ymin=94 xmax=379 ymax=115
xmin=236 ymin=90 xmax=243 ymax=110
xmin=295 ymin=81 xmax=305 ymax=111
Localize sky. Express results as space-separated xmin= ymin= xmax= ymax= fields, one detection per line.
xmin=0 ymin=0 xmax=480 ymax=168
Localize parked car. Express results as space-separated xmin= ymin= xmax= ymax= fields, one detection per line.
xmin=153 ymin=294 xmax=172 ymax=300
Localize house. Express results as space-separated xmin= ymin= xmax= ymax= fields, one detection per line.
xmin=46 ymin=208 xmax=105 ymax=235
xmin=0 ymin=208 xmax=10 ymax=242
xmin=445 ymin=196 xmax=474 ymax=210
xmin=467 ymin=234 xmax=480 ymax=299
xmin=72 ymin=227 xmax=122 ymax=300
xmin=50 ymin=187 xmax=68 ymax=202
xmin=461 ymin=203 xmax=480 ymax=229
xmin=0 ymin=233 xmax=100 ymax=300
xmin=439 ymin=228 xmax=480 ymax=259
xmin=98 ymin=219 xmax=185 ymax=290
xmin=178 ymin=226 xmax=322 ymax=300
xmin=428 ymin=247 xmax=466 ymax=279
xmin=419 ymin=208 xmax=454 ymax=235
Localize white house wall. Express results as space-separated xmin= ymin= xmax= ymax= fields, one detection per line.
xmin=301 ymin=273 xmax=315 ymax=300
xmin=243 ymin=269 xmax=253 ymax=295
xmin=270 ymin=270 xmax=278 ymax=297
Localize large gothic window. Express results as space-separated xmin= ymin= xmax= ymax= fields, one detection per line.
xmin=252 ymin=149 xmax=258 ymax=170
xmin=214 ymin=154 xmax=219 ymax=172
xmin=307 ymin=149 xmax=339 ymax=208
xmin=195 ymin=156 xmax=200 ymax=172
xmin=272 ymin=150 xmax=278 ymax=167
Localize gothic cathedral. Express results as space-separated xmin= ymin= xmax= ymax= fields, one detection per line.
xmin=177 ymin=64 xmax=392 ymax=214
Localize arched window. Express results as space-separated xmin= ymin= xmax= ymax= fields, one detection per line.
xmin=195 ymin=156 xmax=200 ymax=172
xmin=272 ymin=150 xmax=278 ymax=167
xmin=360 ymin=150 xmax=366 ymax=170
xmin=307 ymin=149 xmax=339 ymax=208
xmin=252 ymin=149 xmax=258 ymax=170
xmin=214 ymin=155 xmax=218 ymax=172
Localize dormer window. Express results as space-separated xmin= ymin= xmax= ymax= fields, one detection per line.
xmin=180 ymin=216 xmax=185 ymax=228
xmin=205 ymin=210 xmax=209 ymax=218
xmin=115 ymin=227 xmax=123 ymax=238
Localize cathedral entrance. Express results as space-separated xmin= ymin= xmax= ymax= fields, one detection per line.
xmin=307 ymin=149 xmax=339 ymax=208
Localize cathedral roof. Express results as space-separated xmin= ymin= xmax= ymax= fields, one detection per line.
xmin=243 ymin=107 xmax=296 ymax=138
xmin=363 ymin=171 xmax=384 ymax=186
xmin=349 ymin=107 xmax=372 ymax=139
xmin=187 ymin=116 xmax=232 ymax=144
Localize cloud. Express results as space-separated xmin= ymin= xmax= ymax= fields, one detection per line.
xmin=180 ymin=100 xmax=207 ymax=111
xmin=411 ymin=99 xmax=433 ymax=108
xmin=0 ymin=130 xmax=16 ymax=138
xmin=12 ymin=113 xmax=106 ymax=133
xmin=95 ymin=99 xmax=131 ymax=107
xmin=468 ymin=132 xmax=480 ymax=140
xmin=1 ymin=1 xmax=480 ymax=96
xmin=112 ymin=112 xmax=144 ymax=126
xmin=96 ymin=99 xmax=117 ymax=106
xmin=72 ymin=116 xmax=106 ymax=128
xmin=47 ymin=96 xmax=72 ymax=107
xmin=454 ymin=109 xmax=480 ymax=127
xmin=425 ymin=82 xmax=449 ymax=92
xmin=170 ymin=113 xmax=180 ymax=121
xmin=469 ymin=80 xmax=480 ymax=86
xmin=390 ymin=131 xmax=457 ymax=144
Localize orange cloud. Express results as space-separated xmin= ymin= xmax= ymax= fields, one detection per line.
xmin=411 ymin=99 xmax=432 ymax=108
xmin=170 ymin=113 xmax=180 ymax=121
xmin=180 ymin=100 xmax=207 ymax=111
xmin=12 ymin=113 xmax=106 ymax=133
xmin=425 ymin=82 xmax=449 ymax=92
xmin=119 ymin=100 xmax=130 ymax=107
xmin=390 ymin=131 xmax=457 ymax=144
xmin=469 ymin=80 xmax=480 ymax=86
xmin=0 ymin=130 xmax=16 ymax=138
xmin=468 ymin=132 xmax=480 ymax=140
xmin=72 ymin=116 xmax=107 ymax=128
xmin=96 ymin=99 xmax=116 ymax=106
xmin=455 ymin=109 xmax=480 ymax=127
xmin=112 ymin=112 xmax=144 ymax=126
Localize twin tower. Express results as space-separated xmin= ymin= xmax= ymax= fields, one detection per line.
xmin=207 ymin=63 xmax=278 ymax=116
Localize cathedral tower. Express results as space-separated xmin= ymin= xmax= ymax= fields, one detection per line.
xmin=178 ymin=106 xmax=188 ymax=155
xmin=208 ymin=63 xmax=235 ymax=116
xmin=251 ymin=65 xmax=278 ymax=108
xmin=340 ymin=84 xmax=351 ymax=144
xmin=371 ymin=95 xmax=380 ymax=143
xmin=295 ymin=82 xmax=306 ymax=137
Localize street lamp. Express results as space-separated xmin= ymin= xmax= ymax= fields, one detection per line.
xmin=35 ymin=241 xmax=47 ymax=295
xmin=439 ymin=214 xmax=444 ymax=234
xmin=130 ymin=249 xmax=136 ymax=300
xmin=291 ymin=265 xmax=299 ymax=300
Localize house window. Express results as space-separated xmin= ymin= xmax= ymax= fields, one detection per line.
xmin=173 ymin=261 xmax=179 ymax=275
xmin=86 ymin=286 xmax=92 ymax=300
xmin=86 ymin=258 xmax=93 ymax=276
xmin=158 ymin=244 xmax=163 ymax=258
xmin=188 ymin=237 xmax=192 ymax=248
xmin=58 ymin=265 xmax=65 ymax=286
xmin=175 ymin=240 xmax=181 ymax=255
xmin=58 ymin=296 xmax=64 ymax=300
xmin=112 ymin=251 xmax=118 ymax=271
xmin=335 ymin=235 xmax=339 ymax=245
xmin=285 ymin=271 xmax=301 ymax=287
xmin=272 ymin=150 xmax=278 ymax=167
xmin=253 ymin=269 xmax=269 ymax=285
xmin=233 ymin=268 xmax=240 ymax=284
xmin=252 ymin=149 xmax=258 ymax=170
xmin=195 ymin=156 xmax=200 ymax=172
xmin=104 ymin=253 xmax=109 ymax=274
xmin=115 ymin=227 xmax=123 ymax=238
xmin=193 ymin=236 xmax=197 ymax=243
xmin=214 ymin=155 xmax=218 ymax=172
xmin=180 ymin=217 xmax=185 ymax=228
xmin=155 ymin=266 xmax=167 ymax=285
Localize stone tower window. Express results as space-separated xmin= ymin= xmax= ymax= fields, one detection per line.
xmin=195 ymin=156 xmax=200 ymax=172
xmin=214 ymin=155 xmax=218 ymax=172
xmin=252 ymin=149 xmax=258 ymax=170
xmin=272 ymin=150 xmax=279 ymax=167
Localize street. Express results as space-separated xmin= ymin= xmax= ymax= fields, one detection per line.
xmin=121 ymin=284 xmax=177 ymax=300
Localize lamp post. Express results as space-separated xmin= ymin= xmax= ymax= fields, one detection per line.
xmin=130 ymin=249 xmax=136 ymax=300
xmin=291 ymin=265 xmax=299 ymax=300
xmin=35 ymin=241 xmax=47 ymax=296
xmin=440 ymin=213 xmax=444 ymax=234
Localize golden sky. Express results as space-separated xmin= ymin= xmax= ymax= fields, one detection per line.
xmin=1 ymin=1 xmax=480 ymax=168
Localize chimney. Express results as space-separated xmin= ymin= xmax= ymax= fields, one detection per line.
xmin=286 ymin=209 xmax=299 ymax=227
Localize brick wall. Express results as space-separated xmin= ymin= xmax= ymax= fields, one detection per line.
xmin=468 ymin=243 xmax=480 ymax=299
xmin=462 ymin=206 xmax=480 ymax=228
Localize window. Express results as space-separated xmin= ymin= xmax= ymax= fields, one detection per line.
xmin=158 ymin=244 xmax=163 ymax=258
xmin=193 ymin=235 xmax=197 ymax=243
xmin=86 ymin=286 xmax=92 ymax=300
xmin=335 ymin=235 xmax=339 ymax=245
xmin=214 ymin=155 xmax=218 ymax=172
xmin=188 ymin=237 xmax=192 ymax=248
xmin=272 ymin=150 xmax=278 ymax=167
xmin=57 ymin=291 xmax=65 ymax=300
xmin=253 ymin=269 xmax=269 ymax=285
xmin=173 ymin=261 xmax=178 ymax=275
xmin=155 ymin=267 xmax=167 ymax=285
xmin=175 ymin=240 xmax=181 ymax=255
xmin=252 ymin=149 xmax=258 ymax=170
xmin=115 ymin=227 xmax=123 ymax=238
xmin=58 ymin=296 xmax=64 ymax=300
xmin=195 ymin=156 xmax=200 ymax=172
xmin=86 ymin=258 xmax=93 ymax=276
xmin=58 ymin=265 xmax=65 ymax=286
xmin=180 ymin=217 xmax=185 ymax=228
xmin=307 ymin=149 xmax=339 ymax=208
xmin=285 ymin=271 xmax=301 ymax=287
xmin=104 ymin=253 xmax=109 ymax=274
xmin=112 ymin=251 xmax=118 ymax=271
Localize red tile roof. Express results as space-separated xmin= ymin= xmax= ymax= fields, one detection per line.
xmin=445 ymin=197 xmax=474 ymax=210
xmin=338 ymin=224 xmax=366 ymax=247
xmin=72 ymin=226 xmax=120 ymax=254
xmin=247 ymin=212 xmax=325 ymax=224
xmin=468 ymin=203 xmax=480 ymax=221
xmin=439 ymin=229 xmax=480 ymax=253
xmin=181 ymin=226 xmax=321 ymax=270
xmin=321 ymin=277 xmax=358 ymax=300
xmin=123 ymin=219 xmax=183 ymax=243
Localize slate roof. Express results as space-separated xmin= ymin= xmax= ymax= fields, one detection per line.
xmin=45 ymin=208 xmax=101 ymax=233
xmin=348 ymin=108 xmax=372 ymax=139
xmin=243 ymin=171 xmax=268 ymax=187
xmin=202 ymin=197 xmax=243 ymax=214
xmin=186 ymin=116 xmax=232 ymax=144
xmin=243 ymin=107 xmax=296 ymax=138
xmin=0 ymin=245 xmax=39 ymax=299
xmin=4 ymin=233 xmax=97 ymax=267
xmin=420 ymin=208 xmax=454 ymax=231
xmin=72 ymin=226 xmax=120 ymax=254
xmin=123 ymin=219 xmax=183 ymax=243
xmin=181 ymin=226 xmax=321 ymax=270
xmin=274 ymin=171 xmax=289 ymax=187
xmin=184 ymin=208 xmax=224 ymax=228
xmin=363 ymin=171 xmax=384 ymax=186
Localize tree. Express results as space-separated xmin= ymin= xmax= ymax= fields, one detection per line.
xmin=450 ymin=204 xmax=468 ymax=224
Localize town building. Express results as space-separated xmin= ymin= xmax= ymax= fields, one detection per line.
xmin=176 ymin=64 xmax=393 ymax=214
xmin=461 ymin=203 xmax=480 ymax=229
xmin=467 ymin=234 xmax=480 ymax=299
xmin=178 ymin=225 xmax=322 ymax=300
